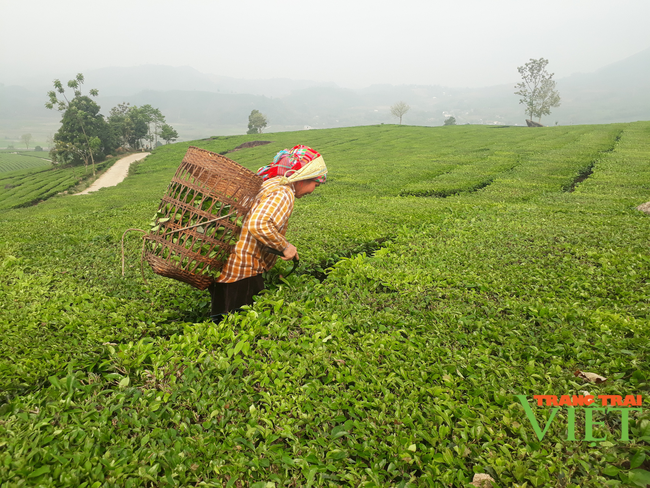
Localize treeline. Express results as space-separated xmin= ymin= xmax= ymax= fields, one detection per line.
xmin=46 ymin=73 xmax=178 ymax=173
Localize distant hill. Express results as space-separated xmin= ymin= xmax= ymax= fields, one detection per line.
xmin=81 ymin=65 xmax=339 ymax=98
xmin=551 ymin=47 xmax=650 ymax=124
xmin=83 ymin=65 xmax=221 ymax=96
xmin=1 ymin=47 xmax=649 ymax=144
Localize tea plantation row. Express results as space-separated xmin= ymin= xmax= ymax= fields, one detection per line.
xmin=0 ymin=152 xmax=51 ymax=174
xmin=0 ymin=158 xmax=118 ymax=210
xmin=0 ymin=123 xmax=649 ymax=487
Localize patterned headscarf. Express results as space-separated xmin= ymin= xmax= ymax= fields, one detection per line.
xmin=257 ymin=145 xmax=327 ymax=184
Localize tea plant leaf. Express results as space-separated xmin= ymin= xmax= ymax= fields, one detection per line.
xmin=1 ymin=123 xmax=650 ymax=487
xmin=630 ymin=450 xmax=646 ymax=470
xmin=27 ymin=466 xmax=50 ymax=478
xmin=629 ymin=469 xmax=650 ymax=487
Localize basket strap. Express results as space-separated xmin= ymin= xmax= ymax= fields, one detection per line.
xmin=164 ymin=211 xmax=237 ymax=235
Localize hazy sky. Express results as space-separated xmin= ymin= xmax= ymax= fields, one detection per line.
xmin=1 ymin=0 xmax=649 ymax=88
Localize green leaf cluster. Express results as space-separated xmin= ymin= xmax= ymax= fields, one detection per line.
xmin=0 ymin=157 xmax=119 ymax=210
xmin=0 ymin=152 xmax=51 ymax=174
xmin=1 ymin=123 xmax=649 ymax=486
xmin=146 ymin=192 xmax=242 ymax=277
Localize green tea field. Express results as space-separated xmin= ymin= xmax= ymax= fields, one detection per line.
xmin=0 ymin=157 xmax=119 ymax=210
xmin=0 ymin=152 xmax=51 ymax=174
xmin=1 ymin=123 xmax=649 ymax=487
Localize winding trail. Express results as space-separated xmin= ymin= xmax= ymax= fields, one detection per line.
xmin=76 ymin=152 xmax=150 ymax=195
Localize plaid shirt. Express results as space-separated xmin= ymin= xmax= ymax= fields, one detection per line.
xmin=217 ymin=179 xmax=294 ymax=283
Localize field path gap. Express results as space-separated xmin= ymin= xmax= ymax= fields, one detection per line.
xmin=75 ymin=152 xmax=150 ymax=195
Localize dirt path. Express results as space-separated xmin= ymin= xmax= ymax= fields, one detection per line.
xmin=76 ymin=152 xmax=150 ymax=195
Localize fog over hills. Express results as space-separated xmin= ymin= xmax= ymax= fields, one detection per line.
xmin=1 ymin=47 xmax=649 ymax=144
xmin=550 ymin=47 xmax=650 ymax=124
xmin=78 ymin=66 xmax=339 ymax=98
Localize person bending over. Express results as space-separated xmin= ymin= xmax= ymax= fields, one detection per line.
xmin=209 ymin=145 xmax=327 ymax=320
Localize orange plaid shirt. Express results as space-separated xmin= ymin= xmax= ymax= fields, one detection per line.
xmin=217 ymin=179 xmax=295 ymax=283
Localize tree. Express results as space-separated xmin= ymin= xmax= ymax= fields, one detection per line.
xmin=107 ymin=103 xmax=149 ymax=150
xmin=515 ymin=58 xmax=561 ymax=123
xmin=137 ymin=104 xmax=165 ymax=148
xmin=20 ymin=134 xmax=32 ymax=149
xmin=142 ymin=104 xmax=165 ymax=148
xmin=247 ymin=110 xmax=268 ymax=134
xmin=124 ymin=106 xmax=148 ymax=149
xmin=45 ymin=73 xmax=112 ymax=175
xmin=444 ymin=116 xmax=456 ymax=126
xmin=108 ymin=103 xmax=165 ymax=150
xmin=107 ymin=102 xmax=133 ymax=149
xmin=160 ymin=124 xmax=179 ymax=144
xmin=49 ymin=95 xmax=112 ymax=171
xmin=390 ymin=101 xmax=410 ymax=125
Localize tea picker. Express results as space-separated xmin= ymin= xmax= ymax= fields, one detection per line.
xmin=208 ymin=145 xmax=327 ymax=321
xmin=123 ymin=145 xmax=327 ymax=321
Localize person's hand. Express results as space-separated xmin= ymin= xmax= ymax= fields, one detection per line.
xmin=282 ymin=243 xmax=298 ymax=261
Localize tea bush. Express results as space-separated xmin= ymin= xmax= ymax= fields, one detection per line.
xmin=1 ymin=123 xmax=649 ymax=487
xmin=0 ymin=152 xmax=50 ymax=174
xmin=0 ymin=157 xmax=118 ymax=210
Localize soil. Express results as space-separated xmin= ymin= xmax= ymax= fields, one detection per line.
xmin=75 ymin=152 xmax=150 ymax=195
xmin=230 ymin=141 xmax=272 ymax=152
xmin=637 ymin=202 xmax=650 ymax=214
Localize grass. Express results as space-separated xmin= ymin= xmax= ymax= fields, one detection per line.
xmin=0 ymin=123 xmax=649 ymax=487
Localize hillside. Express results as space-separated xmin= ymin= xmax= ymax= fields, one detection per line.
xmin=0 ymin=156 xmax=120 ymax=209
xmin=83 ymin=65 xmax=339 ymax=98
xmin=1 ymin=123 xmax=649 ymax=486
xmin=552 ymin=47 xmax=650 ymax=124
xmin=2 ymin=47 xmax=649 ymax=143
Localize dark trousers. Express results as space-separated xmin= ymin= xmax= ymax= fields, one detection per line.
xmin=208 ymin=274 xmax=265 ymax=316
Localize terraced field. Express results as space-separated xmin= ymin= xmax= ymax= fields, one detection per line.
xmin=0 ymin=157 xmax=118 ymax=210
xmin=1 ymin=123 xmax=649 ymax=487
xmin=0 ymin=151 xmax=51 ymax=173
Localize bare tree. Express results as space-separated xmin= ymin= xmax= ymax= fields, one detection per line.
xmin=390 ymin=101 xmax=410 ymax=125
xmin=515 ymin=58 xmax=561 ymax=123
xmin=20 ymin=133 xmax=32 ymax=149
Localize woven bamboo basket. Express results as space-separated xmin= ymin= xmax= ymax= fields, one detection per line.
xmin=143 ymin=146 xmax=263 ymax=290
